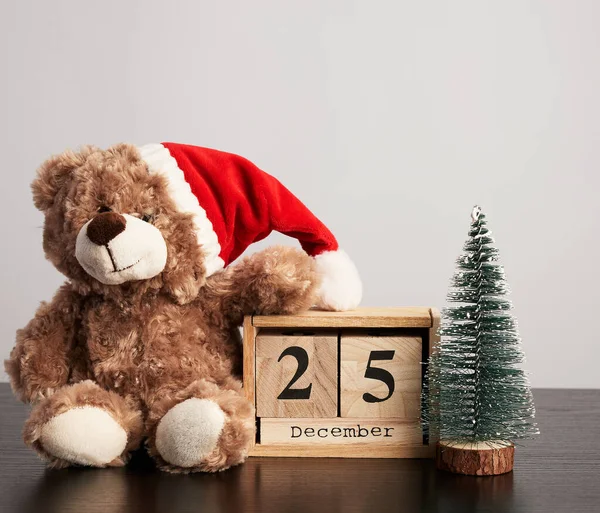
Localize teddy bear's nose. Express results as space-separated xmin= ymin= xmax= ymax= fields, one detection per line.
xmin=87 ymin=212 xmax=127 ymax=246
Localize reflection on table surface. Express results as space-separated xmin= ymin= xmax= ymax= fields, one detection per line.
xmin=7 ymin=450 xmax=518 ymax=513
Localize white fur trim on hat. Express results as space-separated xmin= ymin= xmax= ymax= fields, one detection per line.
xmin=314 ymin=249 xmax=362 ymax=311
xmin=137 ymin=144 xmax=225 ymax=277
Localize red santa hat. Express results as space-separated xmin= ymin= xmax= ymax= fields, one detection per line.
xmin=137 ymin=142 xmax=362 ymax=311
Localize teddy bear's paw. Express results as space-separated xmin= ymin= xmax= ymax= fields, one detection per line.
xmin=39 ymin=406 xmax=128 ymax=467
xmin=248 ymin=245 xmax=320 ymax=314
xmin=155 ymin=398 xmax=226 ymax=468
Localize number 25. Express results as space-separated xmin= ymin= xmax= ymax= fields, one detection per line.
xmin=362 ymin=350 xmax=396 ymax=403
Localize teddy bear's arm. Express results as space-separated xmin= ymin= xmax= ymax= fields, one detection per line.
xmin=204 ymin=245 xmax=320 ymax=326
xmin=4 ymin=284 xmax=81 ymax=403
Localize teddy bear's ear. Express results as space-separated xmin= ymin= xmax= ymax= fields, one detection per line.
xmin=31 ymin=146 xmax=96 ymax=211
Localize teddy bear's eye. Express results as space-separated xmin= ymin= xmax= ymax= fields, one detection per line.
xmin=98 ymin=205 xmax=111 ymax=213
xmin=141 ymin=213 xmax=154 ymax=223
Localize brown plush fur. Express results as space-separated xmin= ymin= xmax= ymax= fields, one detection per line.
xmin=5 ymin=144 xmax=320 ymax=472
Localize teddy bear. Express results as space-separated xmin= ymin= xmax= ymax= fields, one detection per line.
xmin=5 ymin=142 xmax=361 ymax=473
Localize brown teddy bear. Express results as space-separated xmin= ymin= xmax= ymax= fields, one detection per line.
xmin=4 ymin=142 xmax=361 ymax=473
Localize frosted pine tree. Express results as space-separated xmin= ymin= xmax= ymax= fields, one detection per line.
xmin=425 ymin=206 xmax=538 ymax=448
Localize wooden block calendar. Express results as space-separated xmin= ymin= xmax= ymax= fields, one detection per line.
xmin=243 ymin=307 xmax=440 ymax=458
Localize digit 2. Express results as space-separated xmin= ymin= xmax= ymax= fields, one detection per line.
xmin=362 ymin=350 xmax=396 ymax=403
xmin=277 ymin=346 xmax=312 ymax=400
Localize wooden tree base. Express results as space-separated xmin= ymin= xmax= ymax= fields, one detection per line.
xmin=436 ymin=441 xmax=515 ymax=476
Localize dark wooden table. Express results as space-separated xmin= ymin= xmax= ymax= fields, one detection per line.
xmin=1 ymin=385 xmax=598 ymax=513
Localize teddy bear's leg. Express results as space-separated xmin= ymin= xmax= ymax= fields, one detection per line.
xmin=24 ymin=380 xmax=143 ymax=469
xmin=146 ymin=377 xmax=255 ymax=473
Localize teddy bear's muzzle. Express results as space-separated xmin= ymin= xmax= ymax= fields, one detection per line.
xmin=75 ymin=213 xmax=168 ymax=285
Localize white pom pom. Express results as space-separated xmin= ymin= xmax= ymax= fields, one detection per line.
xmin=313 ymin=249 xmax=362 ymax=311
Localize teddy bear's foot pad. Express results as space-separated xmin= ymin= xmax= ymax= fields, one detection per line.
xmin=155 ymin=398 xmax=226 ymax=468
xmin=39 ymin=406 xmax=127 ymax=466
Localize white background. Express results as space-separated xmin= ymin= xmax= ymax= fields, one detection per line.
xmin=1 ymin=1 xmax=598 ymax=387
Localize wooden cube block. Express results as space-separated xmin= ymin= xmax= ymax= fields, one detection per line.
xmin=260 ymin=418 xmax=423 ymax=446
xmin=340 ymin=332 xmax=422 ymax=419
xmin=256 ymin=330 xmax=337 ymax=417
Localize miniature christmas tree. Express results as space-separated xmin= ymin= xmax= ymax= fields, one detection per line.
xmin=425 ymin=206 xmax=538 ymax=475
